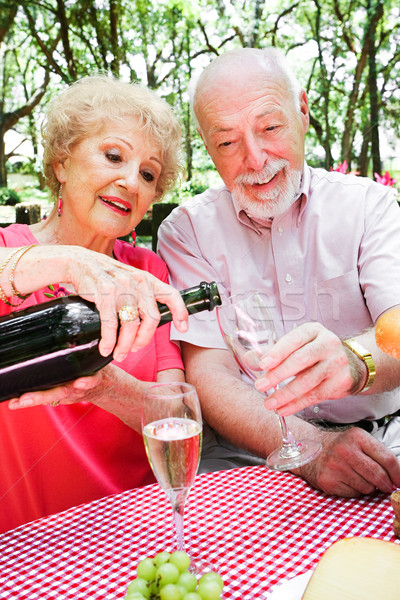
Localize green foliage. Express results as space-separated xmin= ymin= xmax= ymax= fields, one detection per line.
xmin=0 ymin=187 xmax=21 ymax=206
xmin=17 ymin=186 xmax=51 ymax=205
xmin=0 ymin=0 xmax=398 ymax=189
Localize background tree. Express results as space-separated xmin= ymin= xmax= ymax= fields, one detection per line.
xmin=0 ymin=0 xmax=51 ymax=188
xmin=1 ymin=0 xmax=398 ymax=196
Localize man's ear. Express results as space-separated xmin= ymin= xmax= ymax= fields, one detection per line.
xmin=299 ymin=90 xmax=310 ymax=134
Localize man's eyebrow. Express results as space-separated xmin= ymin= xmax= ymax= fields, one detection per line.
xmin=209 ymin=108 xmax=280 ymax=136
xmin=210 ymin=126 xmax=233 ymax=136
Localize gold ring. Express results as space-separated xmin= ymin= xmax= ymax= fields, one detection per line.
xmin=51 ymin=400 xmax=60 ymax=407
xmin=118 ymin=304 xmax=140 ymax=323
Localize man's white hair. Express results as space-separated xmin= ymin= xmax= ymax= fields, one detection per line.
xmin=189 ymin=47 xmax=302 ymax=132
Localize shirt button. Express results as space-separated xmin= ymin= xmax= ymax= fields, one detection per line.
xmin=285 ymin=273 xmax=292 ymax=283
xmin=278 ymin=226 xmax=284 ymax=234
xmin=313 ymin=405 xmax=320 ymax=413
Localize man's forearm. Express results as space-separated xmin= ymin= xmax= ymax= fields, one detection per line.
xmin=353 ymin=328 xmax=400 ymax=395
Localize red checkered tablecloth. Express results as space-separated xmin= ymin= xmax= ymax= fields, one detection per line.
xmin=0 ymin=465 xmax=397 ymax=599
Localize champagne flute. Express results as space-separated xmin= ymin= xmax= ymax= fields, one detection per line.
xmin=142 ymin=382 xmax=202 ymax=564
xmin=217 ymin=292 xmax=321 ymax=470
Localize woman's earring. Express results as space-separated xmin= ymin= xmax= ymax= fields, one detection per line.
xmin=57 ymin=184 xmax=63 ymax=217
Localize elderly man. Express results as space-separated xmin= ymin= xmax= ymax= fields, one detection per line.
xmin=158 ymin=47 xmax=400 ymax=497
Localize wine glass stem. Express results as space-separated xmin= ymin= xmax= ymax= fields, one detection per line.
xmin=172 ymin=500 xmax=186 ymax=553
xmin=275 ymin=411 xmax=298 ymax=448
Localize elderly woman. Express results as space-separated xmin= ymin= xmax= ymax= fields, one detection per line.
xmin=0 ymin=76 xmax=188 ymax=533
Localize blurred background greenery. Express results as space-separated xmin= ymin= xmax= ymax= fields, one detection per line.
xmin=0 ymin=0 xmax=399 ymax=214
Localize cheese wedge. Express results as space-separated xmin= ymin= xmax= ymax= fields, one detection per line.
xmin=302 ymin=537 xmax=400 ymax=600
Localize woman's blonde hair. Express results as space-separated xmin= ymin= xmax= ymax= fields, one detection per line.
xmin=42 ymin=75 xmax=183 ymax=199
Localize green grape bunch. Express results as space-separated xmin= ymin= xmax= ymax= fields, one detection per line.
xmin=124 ymin=550 xmax=224 ymax=600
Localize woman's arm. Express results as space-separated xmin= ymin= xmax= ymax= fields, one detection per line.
xmin=0 ymin=244 xmax=188 ymax=358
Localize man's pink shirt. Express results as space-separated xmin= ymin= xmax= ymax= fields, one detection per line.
xmin=158 ymin=163 xmax=400 ymax=423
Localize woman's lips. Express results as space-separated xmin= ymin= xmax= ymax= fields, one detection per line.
xmin=99 ymin=196 xmax=131 ymax=214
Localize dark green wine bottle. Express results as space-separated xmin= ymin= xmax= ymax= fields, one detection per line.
xmin=0 ymin=281 xmax=221 ymax=403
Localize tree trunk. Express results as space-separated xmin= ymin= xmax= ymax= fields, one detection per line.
xmin=0 ymin=123 xmax=7 ymax=188
xmin=357 ymin=124 xmax=370 ymax=176
xmin=56 ymin=0 xmax=76 ymax=80
xmin=184 ymin=26 xmax=192 ymax=182
xmin=185 ymin=103 xmax=192 ymax=182
xmin=109 ymin=0 xmax=120 ymax=77
xmin=341 ymin=1 xmax=383 ymax=165
xmin=0 ymin=70 xmax=49 ymax=187
xmin=367 ymin=1 xmax=383 ymax=176
xmin=249 ymin=0 xmax=264 ymax=47
xmin=313 ymin=0 xmax=333 ymax=169
xmin=0 ymin=1 xmax=18 ymax=45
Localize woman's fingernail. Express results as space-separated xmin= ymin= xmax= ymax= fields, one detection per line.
xmin=13 ymin=397 xmax=34 ymax=408
xmin=115 ymin=353 xmax=127 ymax=362
xmin=8 ymin=399 xmax=20 ymax=409
xmin=101 ymin=347 xmax=113 ymax=357
xmin=74 ymin=380 xmax=87 ymax=389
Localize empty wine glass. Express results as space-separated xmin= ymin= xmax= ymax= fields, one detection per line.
xmin=217 ymin=292 xmax=321 ymax=470
xmin=142 ymin=382 xmax=202 ymax=567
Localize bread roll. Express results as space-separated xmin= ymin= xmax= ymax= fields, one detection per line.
xmin=391 ymin=490 xmax=400 ymax=519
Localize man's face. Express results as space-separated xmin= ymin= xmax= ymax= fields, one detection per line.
xmin=195 ymin=62 xmax=309 ymax=219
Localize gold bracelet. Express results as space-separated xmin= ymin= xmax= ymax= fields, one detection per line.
xmin=0 ymin=245 xmax=36 ymax=307
xmin=9 ymin=244 xmax=37 ymax=300
xmin=0 ymin=247 xmax=24 ymax=277
xmin=0 ymin=247 xmax=25 ymax=306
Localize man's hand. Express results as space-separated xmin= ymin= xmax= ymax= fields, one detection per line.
xmin=255 ymin=322 xmax=364 ymax=415
xmin=182 ymin=344 xmax=400 ymax=498
xmin=294 ymin=426 xmax=400 ymax=497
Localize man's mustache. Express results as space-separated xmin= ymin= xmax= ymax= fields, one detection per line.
xmin=235 ymin=159 xmax=289 ymax=185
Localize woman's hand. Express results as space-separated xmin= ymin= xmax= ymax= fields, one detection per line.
xmin=8 ymin=371 xmax=105 ymax=410
xmin=4 ymin=244 xmax=189 ymax=361
xmin=65 ymin=247 xmax=189 ymax=360
xmin=7 ymin=365 xmax=185 ymax=431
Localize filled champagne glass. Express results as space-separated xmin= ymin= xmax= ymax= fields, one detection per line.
xmin=217 ymin=292 xmax=321 ymax=470
xmin=142 ymin=382 xmax=202 ymax=564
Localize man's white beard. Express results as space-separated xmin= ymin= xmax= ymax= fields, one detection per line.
xmin=232 ymin=159 xmax=302 ymax=220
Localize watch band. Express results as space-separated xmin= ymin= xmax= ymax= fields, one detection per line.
xmin=342 ymin=338 xmax=376 ymax=393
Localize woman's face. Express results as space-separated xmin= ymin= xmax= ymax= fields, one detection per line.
xmin=55 ymin=116 xmax=162 ymax=241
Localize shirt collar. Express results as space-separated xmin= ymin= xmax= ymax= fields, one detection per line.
xmin=231 ymin=161 xmax=310 ymax=233
xmin=297 ymin=162 xmax=310 ymax=226
xmin=231 ymin=193 xmax=266 ymax=232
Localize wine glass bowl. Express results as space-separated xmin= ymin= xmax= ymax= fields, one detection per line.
xmin=142 ymin=382 xmax=202 ymax=566
xmin=217 ymin=292 xmax=321 ymax=471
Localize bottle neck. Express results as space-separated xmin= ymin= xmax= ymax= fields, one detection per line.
xmin=157 ymin=281 xmax=221 ymax=326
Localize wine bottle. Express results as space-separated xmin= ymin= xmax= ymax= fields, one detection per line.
xmin=0 ymin=281 xmax=221 ymax=403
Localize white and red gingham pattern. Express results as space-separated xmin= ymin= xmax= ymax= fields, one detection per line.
xmin=0 ymin=466 xmax=397 ymax=599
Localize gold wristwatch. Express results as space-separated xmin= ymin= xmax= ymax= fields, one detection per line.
xmin=342 ymin=338 xmax=376 ymax=392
